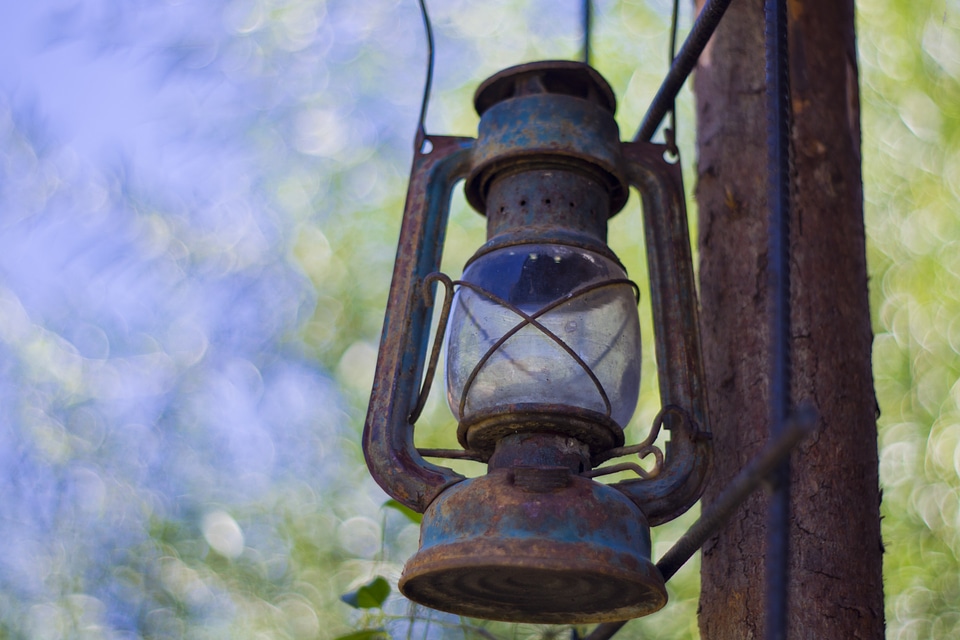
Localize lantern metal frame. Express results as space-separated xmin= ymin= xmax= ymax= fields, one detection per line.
xmin=363 ymin=60 xmax=710 ymax=623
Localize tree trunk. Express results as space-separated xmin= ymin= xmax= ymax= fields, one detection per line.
xmin=693 ymin=0 xmax=884 ymax=638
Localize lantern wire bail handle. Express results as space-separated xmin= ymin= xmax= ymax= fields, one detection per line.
xmin=409 ymin=271 xmax=454 ymax=424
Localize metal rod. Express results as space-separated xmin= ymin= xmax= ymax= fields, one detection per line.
xmin=664 ymin=0 xmax=680 ymax=154
xmin=657 ymin=415 xmax=810 ymax=582
xmin=584 ymin=415 xmax=814 ymax=640
xmin=764 ymin=0 xmax=793 ymax=635
xmin=633 ymin=0 xmax=736 ymax=142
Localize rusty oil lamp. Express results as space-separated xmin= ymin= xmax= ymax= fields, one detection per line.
xmin=363 ymin=60 xmax=712 ymax=624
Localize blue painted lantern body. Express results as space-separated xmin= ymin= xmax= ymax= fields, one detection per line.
xmin=400 ymin=459 xmax=664 ymax=623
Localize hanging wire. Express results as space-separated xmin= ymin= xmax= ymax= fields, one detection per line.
xmin=415 ymin=0 xmax=435 ymax=151
xmin=633 ymin=0 xmax=735 ymax=142
xmin=664 ymin=0 xmax=681 ymax=156
xmin=582 ymin=0 xmax=592 ymax=65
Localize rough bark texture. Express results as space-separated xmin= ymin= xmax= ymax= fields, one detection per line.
xmin=693 ymin=0 xmax=885 ymax=638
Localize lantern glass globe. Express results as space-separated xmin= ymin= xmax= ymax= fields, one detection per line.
xmin=445 ymin=243 xmax=641 ymax=429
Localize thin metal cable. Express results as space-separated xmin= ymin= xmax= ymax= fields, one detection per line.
xmin=582 ymin=0 xmax=592 ymax=65
xmin=664 ymin=0 xmax=680 ymax=155
xmin=415 ymin=0 xmax=435 ymax=149
xmin=764 ymin=0 xmax=793 ymax=637
xmin=634 ymin=0 xmax=734 ymax=142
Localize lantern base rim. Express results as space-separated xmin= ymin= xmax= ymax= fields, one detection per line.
xmin=457 ymin=404 xmax=624 ymax=460
xmin=400 ymin=540 xmax=667 ymax=624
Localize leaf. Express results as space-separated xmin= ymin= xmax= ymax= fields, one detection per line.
xmin=332 ymin=630 xmax=388 ymax=640
xmin=383 ymin=499 xmax=422 ymax=524
xmin=340 ymin=576 xmax=391 ymax=609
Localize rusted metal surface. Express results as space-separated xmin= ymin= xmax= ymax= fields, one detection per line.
xmin=399 ymin=434 xmax=666 ymax=624
xmin=474 ymin=60 xmax=616 ymax=118
xmin=613 ymin=142 xmax=713 ymax=526
xmin=466 ymin=62 xmax=627 ymax=216
xmin=458 ymin=404 xmax=624 ymax=460
xmin=478 ymin=169 xmax=618 ymax=264
xmin=362 ymin=135 xmax=472 ymax=513
xmin=489 ymin=433 xmax=588 ymax=474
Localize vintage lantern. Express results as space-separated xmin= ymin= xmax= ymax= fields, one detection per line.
xmin=363 ymin=60 xmax=711 ymax=624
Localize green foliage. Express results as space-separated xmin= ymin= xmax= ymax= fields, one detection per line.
xmin=858 ymin=1 xmax=960 ymax=637
xmin=341 ymin=577 xmax=391 ymax=610
xmin=334 ymin=631 xmax=389 ymax=640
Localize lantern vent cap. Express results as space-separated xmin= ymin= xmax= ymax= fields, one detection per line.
xmin=474 ymin=60 xmax=617 ymax=116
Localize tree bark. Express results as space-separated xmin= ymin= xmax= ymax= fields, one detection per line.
xmin=693 ymin=0 xmax=884 ymax=638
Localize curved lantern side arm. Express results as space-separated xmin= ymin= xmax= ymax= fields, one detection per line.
xmin=363 ymin=136 xmax=474 ymax=513
xmin=614 ymin=141 xmax=713 ymax=527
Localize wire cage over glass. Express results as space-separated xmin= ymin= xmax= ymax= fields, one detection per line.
xmin=446 ymin=243 xmax=641 ymax=433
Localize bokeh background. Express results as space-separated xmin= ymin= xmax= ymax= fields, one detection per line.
xmin=0 ymin=0 xmax=956 ymax=638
